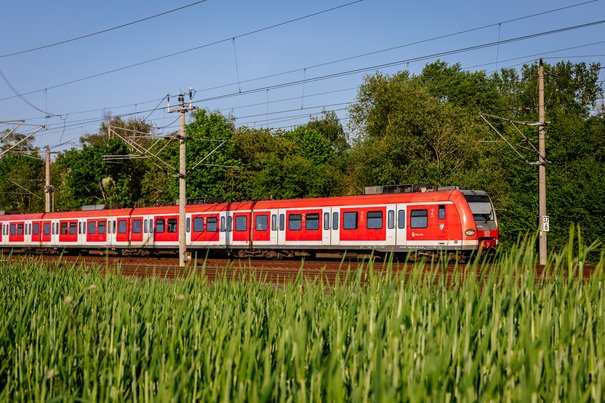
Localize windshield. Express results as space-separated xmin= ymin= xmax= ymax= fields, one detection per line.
xmin=464 ymin=195 xmax=494 ymax=222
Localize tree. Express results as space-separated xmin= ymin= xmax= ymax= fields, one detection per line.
xmin=232 ymin=123 xmax=346 ymax=200
xmin=304 ymin=111 xmax=349 ymax=155
xmin=0 ymin=130 xmax=44 ymax=213
xmin=346 ymin=60 xmax=604 ymax=250
xmin=178 ymin=109 xmax=242 ymax=202
xmin=347 ymin=70 xmax=489 ymax=193
xmin=53 ymin=117 xmax=152 ymax=210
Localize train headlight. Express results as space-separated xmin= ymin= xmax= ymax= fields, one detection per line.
xmin=465 ymin=229 xmax=476 ymax=236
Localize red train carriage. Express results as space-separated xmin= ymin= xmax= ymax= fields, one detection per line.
xmin=0 ymin=188 xmax=498 ymax=257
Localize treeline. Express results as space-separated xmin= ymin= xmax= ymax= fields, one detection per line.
xmin=1 ymin=60 xmax=603 ymax=250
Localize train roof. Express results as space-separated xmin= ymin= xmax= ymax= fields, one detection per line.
xmin=0 ymin=189 xmax=488 ymax=220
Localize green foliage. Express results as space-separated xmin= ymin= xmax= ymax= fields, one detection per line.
xmin=169 ymin=109 xmax=242 ymax=202
xmin=348 ymin=70 xmax=490 ymax=192
xmin=233 ymin=123 xmax=345 ymax=200
xmin=36 ymin=59 xmax=603 ymax=254
xmin=0 ymin=132 xmax=44 ymax=213
xmin=304 ymin=111 xmax=349 ymax=155
xmin=1 ymin=239 xmax=604 ymax=400
xmin=347 ymin=60 xmax=604 ymax=250
xmin=53 ymin=117 xmax=151 ymax=210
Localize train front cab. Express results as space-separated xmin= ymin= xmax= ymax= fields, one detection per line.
xmin=457 ymin=190 xmax=498 ymax=252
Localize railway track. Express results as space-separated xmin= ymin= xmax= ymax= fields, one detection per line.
xmin=1 ymin=252 xmax=597 ymax=285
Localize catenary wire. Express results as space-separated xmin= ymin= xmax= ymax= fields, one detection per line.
xmin=0 ymin=0 xmax=364 ymax=102
xmin=0 ymin=0 xmax=210 ymax=59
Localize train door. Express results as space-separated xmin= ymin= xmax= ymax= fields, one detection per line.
xmin=329 ymin=208 xmax=340 ymax=247
xmin=268 ymin=212 xmax=279 ymax=247
xmin=107 ymin=218 xmax=117 ymax=248
xmin=220 ymin=212 xmax=232 ymax=249
xmin=322 ymin=209 xmax=331 ymax=246
xmin=395 ymin=205 xmax=407 ymax=248
xmin=276 ymin=210 xmax=286 ymax=247
xmin=143 ymin=216 xmax=154 ymax=248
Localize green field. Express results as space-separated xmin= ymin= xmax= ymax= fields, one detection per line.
xmin=1 ymin=238 xmax=604 ymax=401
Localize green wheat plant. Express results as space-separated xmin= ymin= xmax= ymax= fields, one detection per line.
xmin=0 ymin=235 xmax=603 ymax=401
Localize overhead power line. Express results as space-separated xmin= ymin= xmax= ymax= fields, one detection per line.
xmin=0 ymin=68 xmax=59 ymax=117
xmin=33 ymin=28 xmax=605 ymax=144
xmin=0 ymin=0 xmax=363 ymax=101
xmin=192 ymin=19 xmax=605 ymax=105
xmin=0 ymin=0 xmax=210 ymax=59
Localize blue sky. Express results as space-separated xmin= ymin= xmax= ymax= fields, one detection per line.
xmin=0 ymin=0 xmax=603 ymax=151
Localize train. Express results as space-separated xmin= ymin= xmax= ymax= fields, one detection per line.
xmin=0 ymin=186 xmax=498 ymax=259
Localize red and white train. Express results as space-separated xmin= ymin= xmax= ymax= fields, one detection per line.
xmin=0 ymin=187 xmax=498 ymax=258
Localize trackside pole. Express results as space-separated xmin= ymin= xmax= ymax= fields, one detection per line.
xmin=168 ymin=91 xmax=195 ymax=268
xmin=538 ymin=60 xmax=548 ymax=266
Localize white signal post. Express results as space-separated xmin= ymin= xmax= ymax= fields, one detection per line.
xmin=168 ymin=90 xmax=196 ymax=268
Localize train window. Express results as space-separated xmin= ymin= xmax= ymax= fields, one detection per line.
xmin=398 ymin=210 xmax=405 ymax=229
xmin=388 ymin=210 xmax=395 ymax=229
xmin=207 ymin=217 xmax=217 ymax=232
xmin=83 ymin=222 xmax=86 ymax=235
xmin=24 ymin=224 xmax=29 ymax=236
xmin=17 ymin=224 xmax=24 ymax=235
xmin=367 ymin=211 xmax=383 ymax=229
xmin=167 ymin=218 xmax=177 ymax=233
xmin=133 ymin=219 xmax=142 ymax=234
xmin=149 ymin=219 xmax=153 ymax=233
xmin=69 ymin=222 xmax=77 ymax=235
xmin=220 ymin=216 xmax=226 ymax=232
xmin=112 ymin=220 xmax=117 ymax=234
xmin=306 ymin=213 xmax=319 ymax=230
xmin=343 ymin=212 xmax=358 ymax=230
xmin=60 ymin=223 xmax=68 ymax=235
xmin=186 ymin=218 xmax=191 ymax=233
xmin=255 ymin=215 xmax=268 ymax=231
xmin=98 ymin=221 xmax=106 ymax=235
xmin=43 ymin=223 xmax=50 ymax=235
xmin=438 ymin=205 xmax=446 ymax=220
xmin=333 ymin=212 xmax=339 ymax=230
xmin=235 ymin=216 xmax=247 ymax=232
xmin=118 ymin=220 xmax=128 ymax=234
xmin=410 ymin=210 xmax=428 ymax=229
xmin=279 ymin=214 xmax=285 ymax=231
xmin=271 ymin=214 xmax=277 ymax=231
xmin=227 ymin=216 xmax=233 ymax=232
xmin=78 ymin=222 xmax=82 ymax=235
xmin=323 ymin=212 xmax=330 ymax=230
xmin=156 ymin=219 xmax=165 ymax=233
xmin=193 ymin=217 xmax=204 ymax=232
xmin=88 ymin=221 xmax=96 ymax=234
xmin=289 ymin=214 xmax=302 ymax=231
xmin=33 ymin=223 xmax=40 ymax=235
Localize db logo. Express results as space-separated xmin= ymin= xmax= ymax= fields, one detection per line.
xmin=411 ymin=232 xmax=424 ymax=238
